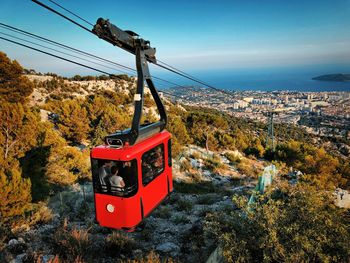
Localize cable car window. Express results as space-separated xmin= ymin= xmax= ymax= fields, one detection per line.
xmin=91 ymin=159 xmax=138 ymax=197
xmin=168 ymin=139 xmax=172 ymax=167
xmin=142 ymin=144 xmax=165 ymax=186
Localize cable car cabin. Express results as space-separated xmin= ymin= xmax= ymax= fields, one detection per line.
xmin=89 ymin=18 xmax=173 ymax=231
xmin=91 ymin=131 xmax=173 ymax=231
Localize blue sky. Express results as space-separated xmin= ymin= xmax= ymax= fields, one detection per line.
xmin=1 ymin=0 xmax=350 ymax=85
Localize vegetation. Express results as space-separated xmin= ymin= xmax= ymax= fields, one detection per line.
xmin=1 ymin=51 xmax=350 ymax=262
xmin=53 ymin=224 xmax=91 ymax=261
xmin=0 ymin=167 xmax=31 ymax=223
xmin=0 ymin=52 xmax=33 ymax=103
xmin=205 ymin=181 xmax=350 ymax=262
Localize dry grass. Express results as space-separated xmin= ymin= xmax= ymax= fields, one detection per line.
xmin=52 ymin=224 xmax=91 ymax=261
xmin=236 ymin=158 xmax=263 ymax=178
xmin=30 ymin=204 xmax=54 ymax=225
xmin=124 ymin=251 xmax=177 ymax=263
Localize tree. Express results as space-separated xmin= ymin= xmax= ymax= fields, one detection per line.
xmin=244 ymin=138 xmax=265 ymax=158
xmin=187 ymin=111 xmax=228 ymax=151
xmin=0 ymin=102 xmax=40 ymax=168
xmin=57 ymin=100 xmax=90 ymax=143
xmin=303 ymin=148 xmax=340 ymax=189
xmin=46 ymin=145 xmax=90 ymax=186
xmin=0 ymin=52 xmax=34 ymax=102
xmin=167 ymin=114 xmax=191 ymax=156
xmin=0 ymin=167 xmax=31 ymax=223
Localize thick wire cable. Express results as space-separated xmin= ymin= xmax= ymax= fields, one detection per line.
xmin=0 ymin=31 xmax=130 ymax=75
xmin=0 ymin=35 xmax=182 ymax=99
xmin=157 ymin=59 xmax=208 ymax=85
xmin=31 ymin=0 xmax=92 ymax=33
xmin=48 ymin=0 xmax=94 ymax=26
xmin=30 ymin=0 xmax=234 ymax=96
xmin=0 ymin=22 xmax=187 ymax=89
xmin=0 ymin=23 xmax=135 ymax=73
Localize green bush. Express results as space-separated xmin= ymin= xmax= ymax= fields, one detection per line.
xmin=205 ymin=182 xmax=350 ymax=263
xmin=176 ymin=198 xmax=193 ymax=212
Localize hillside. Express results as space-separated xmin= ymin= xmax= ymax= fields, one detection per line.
xmin=1 ymin=52 xmax=350 ymax=262
xmin=312 ymin=73 xmax=350 ymax=82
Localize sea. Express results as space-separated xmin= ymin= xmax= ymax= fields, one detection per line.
xmin=156 ymin=65 xmax=350 ymax=92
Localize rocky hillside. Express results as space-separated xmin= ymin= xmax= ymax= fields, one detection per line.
xmin=1 ymin=145 xmax=262 ymax=262
xmin=26 ymin=74 xmax=135 ymax=106
xmin=1 ymin=52 xmax=350 ymax=263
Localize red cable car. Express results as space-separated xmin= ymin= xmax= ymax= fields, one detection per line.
xmin=90 ymin=19 xmax=173 ymax=231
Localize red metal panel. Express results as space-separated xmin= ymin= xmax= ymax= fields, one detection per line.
xmin=141 ymin=172 xmax=168 ymax=216
xmin=95 ymin=193 xmax=141 ymax=229
xmin=91 ymin=130 xmax=172 ymax=230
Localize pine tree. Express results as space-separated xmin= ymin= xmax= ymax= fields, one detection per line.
xmin=0 ymin=167 xmax=31 ymax=222
xmin=0 ymin=102 xmax=40 ymax=168
xmin=57 ymin=100 xmax=90 ymax=143
xmin=0 ymin=52 xmax=34 ymax=102
xmin=46 ymin=145 xmax=90 ymax=185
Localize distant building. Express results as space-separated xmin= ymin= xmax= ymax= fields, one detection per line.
xmin=243 ymin=97 xmax=254 ymax=103
xmin=310 ymin=101 xmax=330 ymax=107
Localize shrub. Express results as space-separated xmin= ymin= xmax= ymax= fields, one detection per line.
xmin=53 ymin=225 xmax=91 ymax=261
xmin=236 ymin=159 xmax=261 ymax=177
xmin=30 ymin=203 xmax=54 ymax=225
xmin=176 ymin=198 xmax=193 ymax=212
xmin=153 ymin=206 xmax=171 ymax=219
xmin=224 ymin=152 xmax=241 ymax=164
xmin=105 ymin=231 xmax=136 ymax=256
xmin=204 ymin=156 xmax=226 ymax=172
xmin=197 ymin=195 xmax=221 ymax=205
xmin=205 ymin=182 xmax=350 ymax=263
xmin=172 ymin=214 xmax=190 ymax=224
xmin=179 ymin=159 xmax=192 ymax=172
xmin=174 ymin=181 xmax=216 ymax=195
xmin=124 ymin=251 xmax=176 ymax=263
xmin=189 ymin=151 xmax=201 ymax=160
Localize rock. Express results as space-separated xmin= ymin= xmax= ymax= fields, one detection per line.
xmin=15 ymin=253 xmax=26 ymax=263
xmin=42 ymin=255 xmax=55 ymax=263
xmin=17 ymin=237 xmax=25 ymax=243
xmin=203 ymin=170 xmax=212 ymax=177
xmin=8 ymin=239 xmax=19 ymax=246
xmin=132 ymin=249 xmax=143 ymax=259
xmin=190 ymin=158 xmax=200 ymax=168
xmin=156 ymin=242 xmax=180 ymax=254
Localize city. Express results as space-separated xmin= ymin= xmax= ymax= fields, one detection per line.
xmin=165 ymin=86 xmax=350 ymax=139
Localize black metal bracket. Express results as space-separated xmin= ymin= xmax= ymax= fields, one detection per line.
xmin=104 ymin=41 xmax=167 ymax=146
xmin=93 ymin=18 xmax=167 ymax=146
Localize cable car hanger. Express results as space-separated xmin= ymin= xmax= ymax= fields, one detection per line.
xmin=92 ymin=18 xmax=167 ymax=147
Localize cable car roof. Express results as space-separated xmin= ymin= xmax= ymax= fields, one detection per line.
xmin=91 ymin=130 xmax=171 ymax=161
